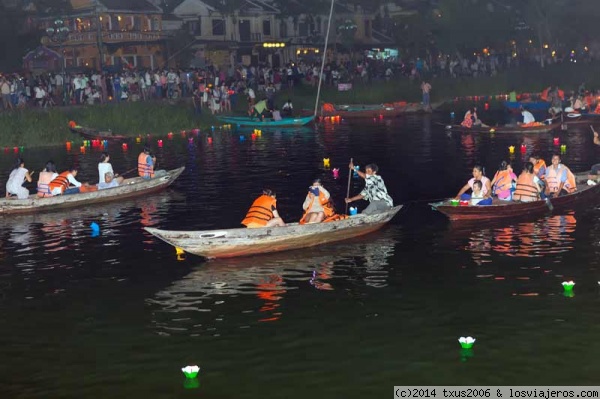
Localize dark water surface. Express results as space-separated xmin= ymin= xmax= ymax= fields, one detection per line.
xmin=2 ymin=116 xmax=600 ymax=398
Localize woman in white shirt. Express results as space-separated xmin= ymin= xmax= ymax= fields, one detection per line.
xmin=98 ymin=152 xmax=124 ymax=185
xmin=6 ymin=157 xmax=34 ymax=199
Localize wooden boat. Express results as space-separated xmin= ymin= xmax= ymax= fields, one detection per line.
xmin=0 ymin=167 xmax=185 ymax=215
xmin=440 ymin=121 xmax=560 ymax=134
xmin=504 ymin=101 xmax=549 ymax=111
xmin=320 ymin=102 xmax=436 ymax=118
xmin=430 ymin=172 xmax=600 ymax=221
xmin=70 ymin=125 xmax=127 ymax=141
xmin=144 ymin=205 xmax=402 ymax=258
xmin=217 ymin=115 xmax=314 ymax=128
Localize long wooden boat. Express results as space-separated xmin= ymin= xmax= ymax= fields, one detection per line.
xmin=217 ymin=115 xmax=314 ymax=128
xmin=440 ymin=121 xmax=560 ymax=134
xmin=320 ymin=102 xmax=436 ymax=118
xmin=70 ymin=125 xmax=127 ymax=141
xmin=504 ymin=101 xmax=549 ymax=111
xmin=144 ymin=205 xmax=402 ymax=259
xmin=430 ymin=172 xmax=599 ymax=221
xmin=0 ymin=167 xmax=185 ymax=215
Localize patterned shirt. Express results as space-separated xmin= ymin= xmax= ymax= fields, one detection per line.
xmin=360 ymin=174 xmax=393 ymax=207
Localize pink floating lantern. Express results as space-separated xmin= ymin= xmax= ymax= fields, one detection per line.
xmin=167 ymin=132 xmax=174 ymax=139
xmin=332 ymin=168 xmax=340 ymax=179
xmin=158 ymin=140 xmax=163 ymax=147
xmin=188 ymin=137 xmax=194 ymax=144
xmin=192 ymin=128 xmax=200 ymax=134
xmin=553 ymin=137 xmax=560 ymax=145
xmin=207 ymin=137 xmax=213 ymax=144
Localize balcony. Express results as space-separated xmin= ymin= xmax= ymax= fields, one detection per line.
xmin=43 ymin=30 xmax=167 ymax=46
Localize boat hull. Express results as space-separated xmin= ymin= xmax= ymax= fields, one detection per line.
xmin=431 ymin=173 xmax=600 ymax=221
xmin=70 ymin=126 xmax=127 ymax=141
xmin=0 ymin=167 xmax=185 ymax=215
xmin=321 ymin=103 xmax=434 ymax=118
xmin=441 ymin=122 xmax=560 ymax=134
xmin=217 ymin=115 xmax=314 ymax=128
xmin=504 ymin=101 xmax=550 ymax=111
xmin=145 ymin=205 xmax=402 ymax=258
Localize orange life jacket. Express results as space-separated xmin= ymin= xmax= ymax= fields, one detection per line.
xmin=322 ymin=103 xmax=335 ymax=112
xmin=299 ymin=191 xmax=334 ymax=224
xmin=557 ymin=89 xmax=565 ymax=100
xmin=37 ymin=171 xmax=55 ymax=197
xmin=138 ymin=152 xmax=155 ymax=178
xmin=323 ymin=214 xmax=349 ymax=223
xmin=546 ymin=165 xmax=576 ymax=193
xmin=492 ymin=170 xmax=513 ymax=195
xmin=241 ymin=195 xmax=277 ymax=227
xmin=533 ymin=160 xmax=547 ymax=180
xmin=540 ymin=87 xmax=550 ymax=101
xmin=595 ymin=103 xmax=600 ymax=114
xmin=513 ymin=172 xmax=539 ymax=201
xmin=48 ymin=171 xmax=72 ymax=194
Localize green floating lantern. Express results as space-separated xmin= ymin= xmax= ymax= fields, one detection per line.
xmin=458 ymin=336 xmax=476 ymax=349
xmin=562 ymin=281 xmax=575 ymax=291
xmin=181 ymin=365 xmax=200 ymax=379
xmin=460 ymin=347 xmax=474 ymax=362
xmin=183 ymin=378 xmax=200 ymax=389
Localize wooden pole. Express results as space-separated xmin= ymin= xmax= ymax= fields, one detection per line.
xmin=345 ymin=157 xmax=353 ymax=214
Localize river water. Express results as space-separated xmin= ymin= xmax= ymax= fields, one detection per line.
xmin=1 ymin=115 xmax=600 ymax=398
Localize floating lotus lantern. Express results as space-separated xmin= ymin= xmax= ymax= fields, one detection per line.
xmin=239 ymin=135 xmax=245 ymax=141
xmin=136 ymin=137 xmax=141 ymax=144
xmin=509 ymin=146 xmax=515 ymax=153
xmin=167 ymin=132 xmax=174 ymax=139
xmin=553 ymin=137 xmax=560 ymax=145
xmin=458 ymin=336 xmax=476 ymax=349
xmin=158 ymin=140 xmax=163 ymax=147
xmin=332 ymin=168 xmax=339 ymax=179
xmin=188 ymin=137 xmax=194 ymax=144
xmin=68 ymin=120 xmax=77 ymax=129
xmin=80 ymin=146 xmax=86 ymax=153
xmin=562 ymin=281 xmax=575 ymax=292
xmin=561 ymin=144 xmax=567 ymax=153
xmin=90 ymin=222 xmax=100 ymax=237
xmin=66 ymin=141 xmax=72 ymax=151
xmin=323 ymin=158 xmax=330 ymax=168
xmin=207 ymin=137 xmax=213 ymax=144
xmin=520 ymin=144 xmax=527 ymax=153
xmin=450 ymin=111 xmax=455 ymax=119
xmin=181 ymin=365 xmax=199 ymax=379
xmin=489 ymin=128 xmax=496 ymax=133
xmin=122 ymin=143 xmax=128 ymax=151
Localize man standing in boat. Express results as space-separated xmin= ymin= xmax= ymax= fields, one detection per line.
xmin=345 ymin=162 xmax=393 ymax=215
xmin=242 ymin=188 xmax=286 ymax=228
xmin=138 ymin=146 xmax=156 ymax=179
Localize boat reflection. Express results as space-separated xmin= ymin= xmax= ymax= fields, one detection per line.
xmin=448 ymin=213 xmax=576 ymax=264
xmin=146 ymin=231 xmax=398 ymax=336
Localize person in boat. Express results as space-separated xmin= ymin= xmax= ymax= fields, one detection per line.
xmin=461 ymin=107 xmax=487 ymax=128
xmin=249 ymin=99 xmax=268 ymax=120
xmin=588 ymin=127 xmax=600 ymax=182
xmin=98 ymin=152 xmax=124 ymax=185
xmin=5 ymin=157 xmax=34 ymax=199
xmin=282 ymin=99 xmax=293 ymax=117
xmin=470 ymin=180 xmax=484 ymax=205
xmin=241 ymin=188 xmax=286 ymax=228
xmin=138 ymin=146 xmax=156 ymax=179
xmin=272 ymin=106 xmax=283 ymax=121
xmin=300 ymin=179 xmax=334 ymax=224
xmin=344 ymin=162 xmax=393 ymax=215
xmin=98 ymin=172 xmax=119 ymax=190
xmin=529 ymin=154 xmax=547 ymax=192
xmin=491 ymin=161 xmax=517 ymax=200
xmin=548 ymin=87 xmax=563 ymax=116
xmin=454 ymin=165 xmax=492 ymax=201
xmin=544 ymin=154 xmax=576 ymax=197
xmin=37 ymin=160 xmax=58 ymax=197
xmin=509 ymin=90 xmax=517 ymax=102
xmin=513 ymin=162 xmax=542 ymax=202
xmin=519 ymin=107 xmax=537 ymax=126
xmin=48 ymin=166 xmax=91 ymax=195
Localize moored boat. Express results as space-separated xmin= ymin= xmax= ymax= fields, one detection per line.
xmin=0 ymin=167 xmax=185 ymax=215
xmin=217 ymin=115 xmax=314 ymax=128
xmin=504 ymin=101 xmax=550 ymax=111
xmin=440 ymin=122 xmax=560 ymax=134
xmin=70 ymin=125 xmax=127 ymax=141
xmin=144 ymin=205 xmax=402 ymax=258
xmin=321 ymin=102 xmax=435 ymax=118
xmin=430 ymin=172 xmax=600 ymax=221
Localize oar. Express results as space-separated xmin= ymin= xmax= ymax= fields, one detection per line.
xmin=345 ymin=157 xmax=353 ymax=215
xmin=118 ymin=167 xmax=138 ymax=178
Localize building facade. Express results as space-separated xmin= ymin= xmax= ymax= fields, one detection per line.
xmin=40 ymin=0 xmax=168 ymax=71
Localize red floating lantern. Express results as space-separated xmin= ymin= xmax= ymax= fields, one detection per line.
xmin=484 ymin=103 xmax=489 ymax=110
xmin=167 ymin=132 xmax=173 ymax=139
xmin=207 ymin=137 xmax=213 ymax=144
xmin=553 ymin=137 xmax=560 ymax=145
xmin=251 ymin=133 xmax=257 ymax=140
xmin=520 ymin=144 xmax=527 ymax=153
xmin=66 ymin=142 xmax=72 ymax=151
xmin=122 ymin=143 xmax=128 ymax=151
xmin=13 ymin=147 xmax=18 ymax=154
xmin=80 ymin=146 xmax=86 ymax=153
xmin=157 ymin=139 xmax=163 ymax=147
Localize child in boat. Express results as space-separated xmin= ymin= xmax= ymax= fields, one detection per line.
xmin=470 ymin=180 xmax=484 ymax=205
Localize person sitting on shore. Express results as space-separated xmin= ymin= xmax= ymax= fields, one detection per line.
xmin=545 ymin=154 xmax=576 ymax=197
xmin=241 ymin=188 xmax=286 ymax=228
xmin=455 ymin=165 xmax=492 ymax=201
xmin=513 ymin=162 xmax=542 ymax=202
xmin=345 ymin=162 xmax=394 ymax=215
xmin=98 ymin=172 xmax=120 ymax=190
xmin=300 ymin=179 xmax=334 ymax=224
xmin=491 ymin=161 xmax=517 ymax=200
xmin=5 ymin=157 xmax=34 ymax=199
xmin=282 ymin=99 xmax=293 ymax=117
xmin=98 ymin=152 xmax=124 ymax=185
xmin=37 ymin=160 xmax=58 ymax=197
xmin=48 ymin=166 xmax=91 ymax=195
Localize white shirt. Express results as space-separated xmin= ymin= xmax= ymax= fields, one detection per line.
xmin=98 ymin=162 xmax=114 ymax=183
xmin=522 ymin=110 xmax=535 ymax=124
xmin=248 ymin=88 xmax=255 ymax=99
xmin=98 ymin=180 xmax=119 ymax=190
xmin=6 ymin=167 xmax=27 ymax=191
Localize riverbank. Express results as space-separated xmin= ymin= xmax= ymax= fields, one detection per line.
xmin=0 ymin=63 xmax=598 ymax=147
